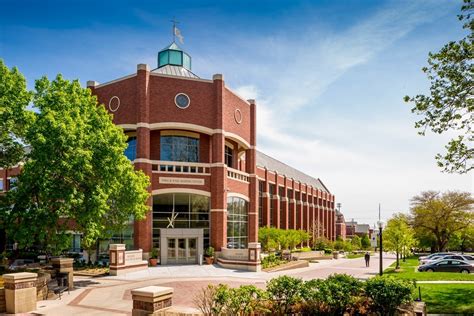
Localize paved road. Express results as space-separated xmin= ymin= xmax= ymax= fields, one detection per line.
xmin=34 ymin=253 xmax=396 ymax=315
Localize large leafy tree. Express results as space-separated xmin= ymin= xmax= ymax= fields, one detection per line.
xmin=1 ymin=75 xmax=150 ymax=253
xmin=404 ymin=0 xmax=474 ymax=174
xmin=0 ymin=59 xmax=33 ymax=168
xmin=384 ymin=214 xmax=415 ymax=269
xmin=410 ymin=191 xmax=473 ymax=252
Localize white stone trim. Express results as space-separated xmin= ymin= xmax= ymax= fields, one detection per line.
xmin=150 ymin=72 xmax=214 ymax=83
xmin=227 ymin=192 xmax=250 ymax=202
xmin=152 ymin=188 xmax=210 ymax=197
xmin=117 ymin=122 xmax=252 ymax=149
xmin=94 ymin=74 xmax=137 ymax=88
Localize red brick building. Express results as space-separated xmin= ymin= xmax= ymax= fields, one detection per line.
xmin=1 ymin=42 xmax=339 ymax=270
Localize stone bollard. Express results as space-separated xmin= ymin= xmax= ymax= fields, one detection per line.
xmin=109 ymin=244 xmax=126 ymax=276
xmin=52 ymin=257 xmax=74 ymax=290
xmin=3 ymin=272 xmax=38 ymax=314
xmin=131 ymin=286 xmax=173 ymax=316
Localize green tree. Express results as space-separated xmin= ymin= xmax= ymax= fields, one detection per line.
xmin=404 ymin=1 xmax=474 ymax=174
xmin=361 ymin=234 xmax=371 ymax=250
xmin=258 ymin=227 xmax=280 ymax=252
xmin=384 ymin=214 xmax=416 ymax=269
xmin=1 ymin=75 xmax=150 ymax=252
xmin=410 ymin=191 xmax=473 ymax=252
xmin=351 ymin=235 xmax=362 ymax=250
xmin=0 ymin=59 xmax=34 ymax=169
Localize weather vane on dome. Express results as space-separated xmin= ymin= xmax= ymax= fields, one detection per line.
xmin=171 ymin=17 xmax=184 ymax=44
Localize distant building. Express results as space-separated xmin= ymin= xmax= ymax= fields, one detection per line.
xmin=345 ymin=219 xmax=370 ymax=239
xmin=335 ymin=210 xmax=346 ymax=240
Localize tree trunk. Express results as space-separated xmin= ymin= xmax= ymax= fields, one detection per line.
xmin=396 ymin=251 xmax=400 ymax=269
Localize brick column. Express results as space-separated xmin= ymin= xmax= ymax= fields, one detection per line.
xmin=296 ymin=190 xmax=302 ymax=230
xmin=51 ymin=258 xmax=74 ymax=290
xmin=131 ymin=286 xmax=173 ymax=316
xmin=134 ymin=63 xmax=152 ymax=254
xmin=3 ymin=272 xmax=37 ymax=314
xmin=210 ymin=74 xmax=227 ymax=251
xmin=245 ymin=100 xmax=260 ymax=247
xmin=273 ymin=174 xmax=281 ymax=228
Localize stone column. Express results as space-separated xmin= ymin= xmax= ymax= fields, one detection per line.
xmin=248 ymin=242 xmax=261 ymax=272
xmin=131 ymin=286 xmax=173 ymax=316
xmin=51 ymin=258 xmax=74 ymax=290
xmin=109 ymin=244 xmax=126 ymax=276
xmin=3 ymin=272 xmax=37 ymax=314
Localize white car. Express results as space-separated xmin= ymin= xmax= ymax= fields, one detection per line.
xmin=419 ymin=252 xmax=455 ymax=264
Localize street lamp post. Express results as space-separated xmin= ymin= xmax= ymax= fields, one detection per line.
xmin=378 ymin=220 xmax=383 ymax=276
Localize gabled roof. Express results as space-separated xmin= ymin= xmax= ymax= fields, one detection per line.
xmin=151 ymin=65 xmax=199 ymax=79
xmin=256 ymin=151 xmax=329 ymax=193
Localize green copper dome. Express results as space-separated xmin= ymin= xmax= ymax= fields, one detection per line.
xmin=157 ymin=42 xmax=192 ymax=70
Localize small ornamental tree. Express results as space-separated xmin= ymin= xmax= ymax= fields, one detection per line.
xmin=361 ymin=234 xmax=371 ymax=249
xmin=1 ymin=75 xmax=150 ymax=252
xmin=351 ymin=235 xmax=362 ymax=250
xmin=384 ymin=214 xmax=416 ymax=269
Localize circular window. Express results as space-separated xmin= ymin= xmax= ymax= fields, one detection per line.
xmin=109 ymin=96 xmax=120 ymax=112
xmin=175 ymin=93 xmax=190 ymax=109
xmin=234 ymin=109 xmax=243 ymax=124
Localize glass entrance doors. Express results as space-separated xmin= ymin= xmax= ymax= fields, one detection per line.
xmin=167 ymin=237 xmax=198 ymax=264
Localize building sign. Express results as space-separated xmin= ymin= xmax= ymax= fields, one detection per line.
xmin=159 ymin=177 xmax=205 ymax=185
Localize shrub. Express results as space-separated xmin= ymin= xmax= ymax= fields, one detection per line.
xmin=324 ymin=248 xmax=332 ymax=254
xmin=205 ymin=246 xmax=215 ymax=257
xmin=227 ymin=285 xmax=268 ymax=315
xmin=261 ymin=253 xmax=285 ymax=269
xmin=365 ymin=276 xmax=415 ymax=315
xmin=317 ymin=274 xmax=363 ymax=314
xmin=266 ymin=275 xmax=303 ymax=315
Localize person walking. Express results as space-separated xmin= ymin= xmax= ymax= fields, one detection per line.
xmin=364 ymin=252 xmax=370 ymax=267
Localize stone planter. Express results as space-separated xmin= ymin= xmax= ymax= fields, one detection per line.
xmin=205 ymin=257 xmax=214 ymax=265
xmin=149 ymin=258 xmax=158 ymax=267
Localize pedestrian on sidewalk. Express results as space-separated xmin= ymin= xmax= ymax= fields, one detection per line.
xmin=364 ymin=252 xmax=370 ymax=267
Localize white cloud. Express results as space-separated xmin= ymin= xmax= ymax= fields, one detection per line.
xmin=227 ymin=0 xmax=471 ymax=223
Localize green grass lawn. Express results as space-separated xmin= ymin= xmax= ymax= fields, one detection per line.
xmin=384 ymin=256 xmax=474 ymax=314
xmin=416 ymin=284 xmax=474 ymax=314
xmin=384 ymin=256 xmax=474 ymax=281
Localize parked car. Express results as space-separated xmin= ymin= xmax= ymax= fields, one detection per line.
xmin=419 ymin=252 xmax=455 ymax=264
xmin=418 ymin=259 xmax=473 ymax=273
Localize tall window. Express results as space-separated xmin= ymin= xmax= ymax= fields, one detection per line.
xmin=269 ymin=184 xmax=276 ymax=226
xmin=227 ymin=196 xmax=248 ymax=249
xmin=287 ymin=188 xmax=293 ymax=199
xmin=0 ymin=179 xmax=3 ymax=191
xmin=225 ymin=145 xmax=233 ymax=168
xmin=258 ymin=181 xmax=264 ymax=227
xmin=161 ymin=135 xmax=199 ymax=162
xmin=279 ymin=186 xmax=285 ymax=228
xmin=125 ymin=136 xmax=137 ymax=161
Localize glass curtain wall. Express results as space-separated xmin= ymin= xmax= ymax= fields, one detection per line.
xmin=227 ymin=196 xmax=248 ymax=249
xmin=152 ymin=193 xmax=210 ymax=250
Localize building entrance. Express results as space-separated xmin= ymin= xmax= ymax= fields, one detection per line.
xmin=167 ymin=237 xmax=198 ymax=264
xmin=159 ymin=228 xmax=204 ymax=265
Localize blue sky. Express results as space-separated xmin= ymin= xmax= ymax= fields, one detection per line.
xmin=1 ymin=0 xmax=472 ymax=225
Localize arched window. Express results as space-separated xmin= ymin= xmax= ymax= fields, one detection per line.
xmin=227 ymin=196 xmax=248 ymax=249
